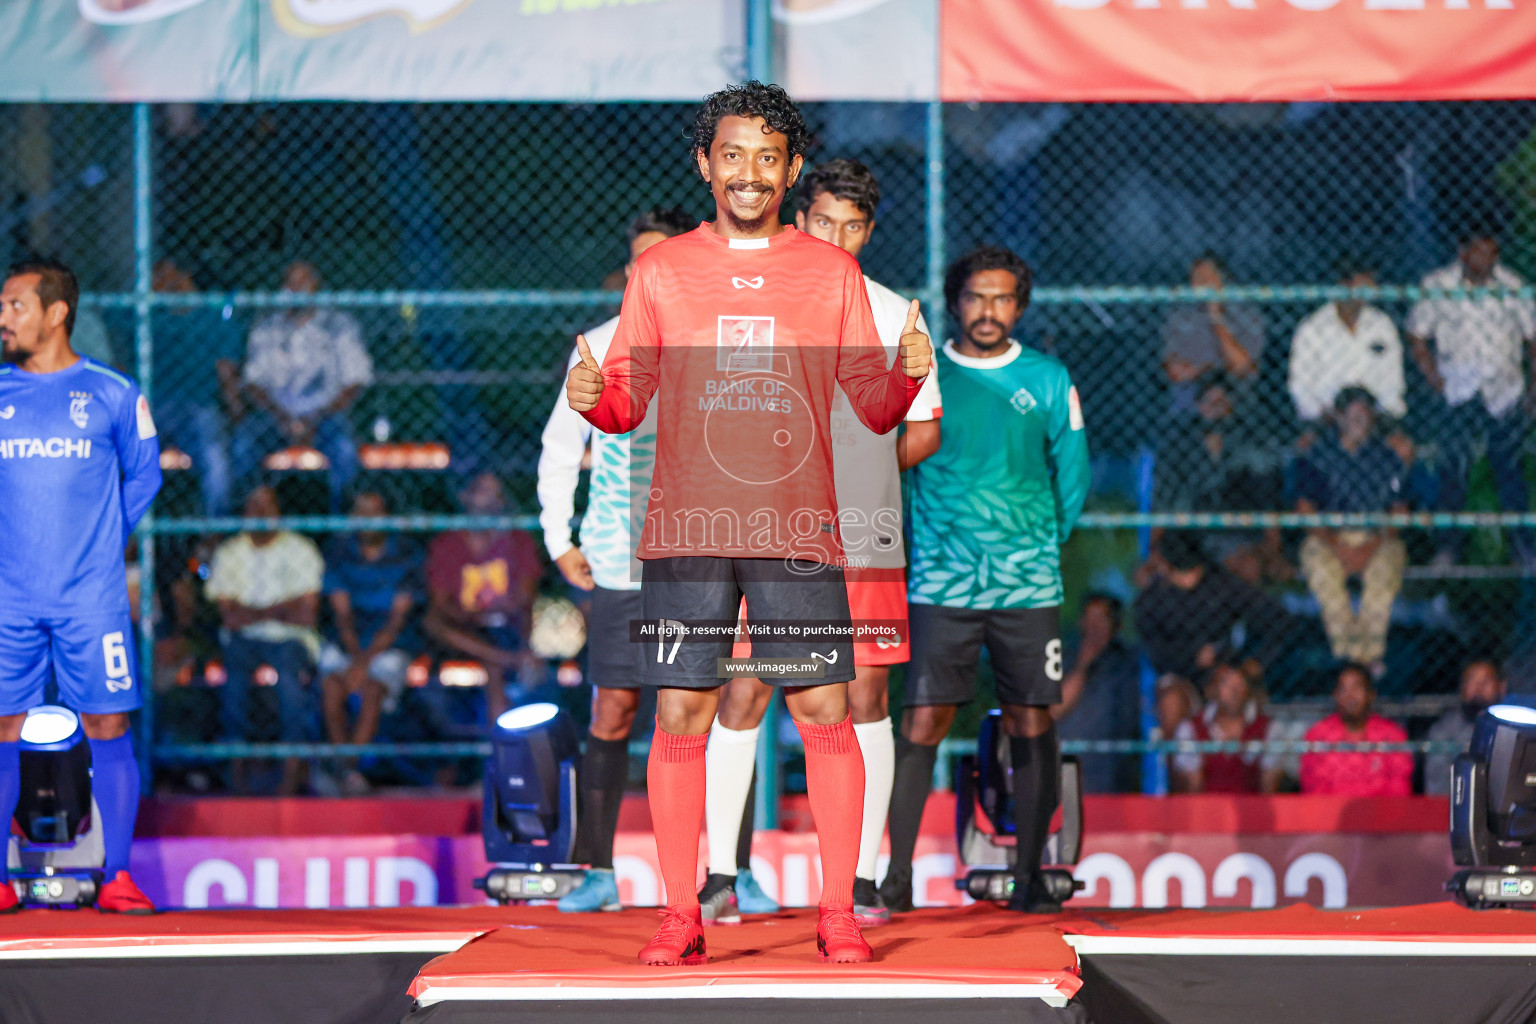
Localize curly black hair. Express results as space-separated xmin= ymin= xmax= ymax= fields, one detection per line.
xmin=627 ymin=206 xmax=696 ymax=245
xmin=794 ymin=157 xmax=880 ymax=220
xmin=943 ymin=245 xmax=1033 ymax=317
xmin=690 ymin=80 xmax=810 ymax=174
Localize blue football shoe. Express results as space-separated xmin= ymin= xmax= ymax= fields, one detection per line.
xmin=558 ymin=869 xmax=621 ymax=912
xmin=734 ymin=868 xmax=780 ymax=914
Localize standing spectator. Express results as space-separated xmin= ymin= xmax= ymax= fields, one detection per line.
xmin=1407 ymin=230 xmax=1536 ymax=561
xmin=1162 ymin=253 xmax=1264 ymax=415
xmin=1171 ymin=663 xmax=1282 ymax=794
xmin=1288 ymin=257 xmax=1407 ymax=434
xmin=1423 ymin=659 xmax=1507 ymax=795
xmin=1299 ymin=663 xmax=1412 ymax=796
xmin=1054 ymin=593 xmax=1142 ymax=793
xmin=1134 ymin=530 xmax=1289 ymax=682
xmin=424 ymin=472 xmax=542 ymax=724
xmin=204 ymin=485 xmax=325 ymax=794
xmin=233 ymin=260 xmax=372 ymax=507
xmin=318 ymin=491 xmax=420 ymax=795
xmin=151 ymin=258 xmax=242 ymax=515
xmin=1294 ymin=388 xmax=1410 ymax=671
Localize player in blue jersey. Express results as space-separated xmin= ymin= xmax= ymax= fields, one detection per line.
xmin=0 ymin=259 xmax=163 ymax=913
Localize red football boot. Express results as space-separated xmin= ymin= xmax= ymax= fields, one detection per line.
xmin=638 ymin=905 xmax=708 ymax=966
xmin=817 ymin=904 xmax=873 ymax=963
xmin=0 ymin=879 xmax=18 ymax=914
xmin=97 ymin=871 xmax=156 ymax=914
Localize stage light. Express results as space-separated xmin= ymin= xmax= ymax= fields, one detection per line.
xmin=954 ymin=710 xmax=1084 ymax=905
xmin=20 ymin=706 xmax=81 ymax=747
xmin=496 ymin=703 xmax=561 ymax=731
xmin=11 ymin=705 xmax=103 ymax=907
xmin=1448 ymin=704 xmax=1536 ymax=908
xmin=476 ymin=702 xmax=585 ymax=904
xmin=1489 ymin=704 xmax=1536 ymax=727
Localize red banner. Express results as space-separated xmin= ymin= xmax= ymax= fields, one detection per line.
xmin=941 ymin=0 xmax=1536 ymax=102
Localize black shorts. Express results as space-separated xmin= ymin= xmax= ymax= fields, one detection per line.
xmin=640 ymin=556 xmax=856 ymax=689
xmin=586 ymin=586 xmax=645 ymax=690
xmin=904 ymin=603 xmax=1062 ymax=708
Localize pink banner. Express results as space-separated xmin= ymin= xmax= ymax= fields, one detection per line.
xmin=127 ymin=828 xmax=1454 ymax=910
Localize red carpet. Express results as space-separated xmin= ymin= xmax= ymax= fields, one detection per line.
xmin=409 ymin=904 xmax=1083 ymax=1008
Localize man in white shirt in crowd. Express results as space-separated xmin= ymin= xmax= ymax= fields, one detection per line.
xmin=205 ymin=484 xmax=326 ymax=794
xmin=1288 ymin=256 xmax=1406 ymax=439
xmin=1408 ymin=230 xmax=1536 ymax=562
xmin=233 ymin=260 xmax=373 ymax=509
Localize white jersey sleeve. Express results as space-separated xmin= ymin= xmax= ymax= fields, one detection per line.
xmin=536 ymin=317 xmax=618 ymax=563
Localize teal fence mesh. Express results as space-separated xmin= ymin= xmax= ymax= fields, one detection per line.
xmin=5 ymin=99 xmax=1536 ymax=796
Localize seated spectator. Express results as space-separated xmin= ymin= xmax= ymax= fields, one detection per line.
xmin=1054 ymin=592 xmax=1142 ymax=793
xmin=1154 ymin=372 xmax=1287 ymax=584
xmin=232 ymin=260 xmax=372 ymax=508
xmin=1423 ymin=659 xmax=1507 ymax=795
xmin=1294 ymin=388 xmax=1410 ymax=672
xmin=1171 ymin=662 xmax=1282 ymax=794
xmin=1162 ymin=252 xmax=1264 ymax=416
xmin=1287 ymin=257 xmax=1407 ymax=437
xmin=424 ymin=473 xmax=543 ymax=724
xmin=318 ymin=491 xmax=421 ymax=795
xmin=1299 ymin=663 xmax=1412 ymax=796
xmin=1152 ymin=674 xmax=1198 ymax=787
xmin=1134 ymin=530 xmax=1289 ymax=683
xmin=204 ymin=485 xmax=325 ymax=794
xmin=151 ymin=258 xmax=242 ymax=516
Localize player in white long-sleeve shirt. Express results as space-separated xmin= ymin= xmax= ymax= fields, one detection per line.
xmin=536 ymin=207 xmax=697 ymax=912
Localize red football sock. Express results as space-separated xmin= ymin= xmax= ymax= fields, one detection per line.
xmin=648 ymin=722 xmax=709 ymax=908
xmin=798 ymin=715 xmax=865 ymax=908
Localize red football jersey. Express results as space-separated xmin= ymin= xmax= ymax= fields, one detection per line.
xmin=582 ymin=224 xmax=924 ymax=564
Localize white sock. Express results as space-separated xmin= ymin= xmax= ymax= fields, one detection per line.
xmin=853 ymin=717 xmax=895 ymax=881
xmin=705 ymin=719 xmax=760 ymax=877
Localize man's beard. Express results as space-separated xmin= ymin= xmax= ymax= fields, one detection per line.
xmin=723 ymin=187 xmax=774 ymax=234
xmin=963 ymin=318 xmax=1010 ymax=350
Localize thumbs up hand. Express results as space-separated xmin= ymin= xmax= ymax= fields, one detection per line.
xmin=899 ymin=299 xmax=932 ymax=379
xmin=566 ymin=334 xmax=605 ymax=413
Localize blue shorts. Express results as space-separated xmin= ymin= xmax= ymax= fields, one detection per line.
xmin=0 ymin=612 xmax=143 ymax=716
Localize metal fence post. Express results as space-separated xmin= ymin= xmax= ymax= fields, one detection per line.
xmin=925 ymin=100 xmax=945 ymax=331
xmin=746 ymin=0 xmax=773 ymax=83
xmin=132 ymin=102 xmax=155 ymax=793
xmin=755 ymin=693 xmax=780 ymax=831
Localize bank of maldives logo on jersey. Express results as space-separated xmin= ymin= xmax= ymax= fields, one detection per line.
xmin=69 ymin=390 xmax=91 ymax=429
xmin=717 ymin=315 xmax=776 ymax=372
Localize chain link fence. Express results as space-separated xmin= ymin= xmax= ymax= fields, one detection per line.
xmin=6 ymin=99 xmax=1536 ymax=795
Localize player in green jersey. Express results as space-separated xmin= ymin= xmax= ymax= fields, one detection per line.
xmin=878 ymin=245 xmax=1090 ymax=914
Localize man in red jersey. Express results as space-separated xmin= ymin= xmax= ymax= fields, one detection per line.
xmin=567 ymin=82 xmax=931 ymax=966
